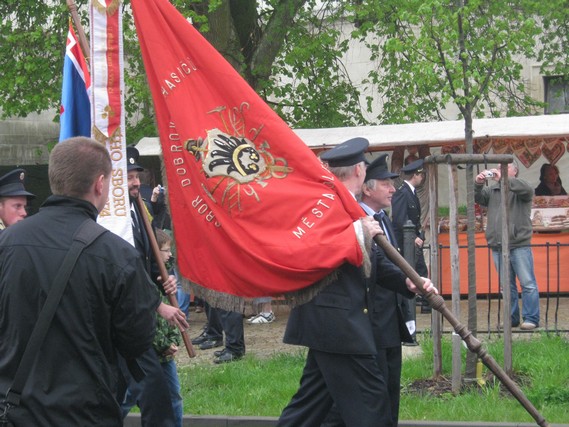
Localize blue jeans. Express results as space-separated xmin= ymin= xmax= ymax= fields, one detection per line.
xmin=492 ymin=247 xmax=540 ymax=326
xmin=161 ymin=359 xmax=184 ymax=427
xmin=176 ymin=284 xmax=191 ymax=318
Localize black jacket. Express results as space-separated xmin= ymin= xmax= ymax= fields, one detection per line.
xmin=0 ymin=196 xmax=160 ymax=426
xmin=283 ymin=239 xmax=413 ymax=354
xmin=391 ymin=182 xmax=424 ymax=247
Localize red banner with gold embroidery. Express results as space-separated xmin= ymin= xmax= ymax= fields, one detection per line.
xmin=131 ymin=0 xmax=364 ymax=298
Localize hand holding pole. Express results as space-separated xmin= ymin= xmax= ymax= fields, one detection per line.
xmin=136 ymin=195 xmax=196 ymax=358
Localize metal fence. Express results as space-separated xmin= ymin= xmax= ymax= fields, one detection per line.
xmin=419 ymin=240 xmax=569 ymax=335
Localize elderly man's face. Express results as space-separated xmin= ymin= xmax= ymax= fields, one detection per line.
xmin=363 ymin=179 xmax=396 ymax=211
xmin=0 ymin=196 xmax=28 ymax=227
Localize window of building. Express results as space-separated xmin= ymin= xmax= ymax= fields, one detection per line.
xmin=544 ymin=76 xmax=569 ymax=114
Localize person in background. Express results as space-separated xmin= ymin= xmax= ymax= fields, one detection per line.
xmin=247 ymin=297 xmax=275 ymax=324
xmin=139 ymin=169 xmax=171 ymax=230
xmin=391 ymin=158 xmax=429 ymax=344
xmin=154 ymin=228 xmax=184 ymax=426
xmin=192 ymin=303 xmax=246 ymax=364
xmin=0 ymin=137 xmax=159 ymax=426
xmin=121 ymin=146 xmax=188 ymax=427
xmin=0 ymin=168 xmax=35 ymax=232
xmin=360 ymin=153 xmax=415 ymax=426
xmin=475 ymin=161 xmax=540 ymax=330
xmin=534 ymin=163 xmax=567 ymax=196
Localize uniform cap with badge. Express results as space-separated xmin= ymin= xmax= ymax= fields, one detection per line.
xmin=0 ymin=168 xmax=35 ymax=199
xmin=364 ymin=154 xmax=399 ymax=182
xmin=400 ymin=158 xmax=424 ymax=174
xmin=126 ymin=146 xmax=144 ymax=172
xmin=319 ymin=137 xmax=369 ymax=167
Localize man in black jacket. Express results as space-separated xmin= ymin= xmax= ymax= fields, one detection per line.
xmin=0 ymin=137 xmax=160 ymax=426
xmin=278 ymin=140 xmax=436 ymax=427
xmin=360 ymin=154 xmax=415 ymax=426
xmin=391 ymin=158 xmax=429 ymax=341
xmin=120 ymin=146 xmax=188 ymax=426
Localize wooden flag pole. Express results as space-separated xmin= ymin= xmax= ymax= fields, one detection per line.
xmin=136 ymin=196 xmax=196 ymax=359
xmin=373 ymin=234 xmax=548 ymax=427
xmin=66 ymin=0 xmax=91 ymax=62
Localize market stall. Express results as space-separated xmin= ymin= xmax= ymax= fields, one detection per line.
xmin=137 ymin=114 xmax=569 ymax=296
xmin=438 ymin=231 xmax=569 ymax=296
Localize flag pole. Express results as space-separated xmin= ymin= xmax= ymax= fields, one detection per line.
xmin=136 ymin=195 xmax=196 ymax=359
xmin=66 ymin=0 xmax=90 ymax=63
xmin=373 ymin=234 xmax=548 ymax=427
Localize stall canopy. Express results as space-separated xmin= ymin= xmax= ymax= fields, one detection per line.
xmin=136 ymin=113 xmax=569 ymax=156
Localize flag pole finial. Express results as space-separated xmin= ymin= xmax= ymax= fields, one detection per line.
xmin=66 ymin=0 xmax=91 ymax=64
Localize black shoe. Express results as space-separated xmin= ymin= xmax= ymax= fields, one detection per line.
xmin=191 ymin=331 xmax=210 ymax=345
xmin=199 ymin=338 xmax=223 ymax=350
xmin=213 ymin=350 xmax=243 ymax=364
xmin=213 ymin=348 xmax=226 ymax=357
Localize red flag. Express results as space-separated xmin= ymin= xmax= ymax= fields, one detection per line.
xmin=132 ymin=0 xmax=364 ymax=298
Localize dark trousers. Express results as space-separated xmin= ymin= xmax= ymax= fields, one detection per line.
xmin=321 ymin=347 xmax=401 ymax=427
xmin=377 ymin=346 xmax=403 ymax=426
xmin=118 ymin=348 xmax=175 ymax=427
xmin=278 ymin=349 xmax=391 ymax=427
xmin=204 ymin=303 xmax=223 ymax=340
xmin=219 ymin=308 xmax=245 ymax=355
xmin=207 ymin=306 xmax=245 ymax=355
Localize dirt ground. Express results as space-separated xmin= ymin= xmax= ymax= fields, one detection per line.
xmin=176 ymin=303 xmax=300 ymax=367
xmin=176 ymin=297 xmax=569 ymax=367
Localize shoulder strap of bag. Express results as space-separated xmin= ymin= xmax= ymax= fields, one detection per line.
xmin=4 ymin=219 xmax=108 ymax=407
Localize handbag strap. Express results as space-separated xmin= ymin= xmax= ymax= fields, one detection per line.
xmin=5 ymin=219 xmax=108 ymax=407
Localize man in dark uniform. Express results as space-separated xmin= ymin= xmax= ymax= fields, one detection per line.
xmin=120 ymin=146 xmax=188 ymax=426
xmin=278 ymin=139 xmax=436 ymax=427
xmin=360 ymin=154 xmax=415 ymax=426
xmin=0 ymin=168 xmax=35 ymax=232
xmin=391 ymin=158 xmax=429 ymax=342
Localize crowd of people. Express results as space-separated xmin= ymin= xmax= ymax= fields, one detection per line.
xmin=0 ymin=135 xmax=556 ymax=426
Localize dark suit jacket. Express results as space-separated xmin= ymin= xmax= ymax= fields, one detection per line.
xmin=283 ymin=260 xmax=377 ymax=355
xmin=372 ymin=216 xmax=414 ymax=348
xmin=131 ymin=199 xmax=162 ymax=292
xmin=391 ymin=181 xmax=423 ymax=249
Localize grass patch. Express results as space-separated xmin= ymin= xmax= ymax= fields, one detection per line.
xmin=178 ymin=334 xmax=569 ymax=423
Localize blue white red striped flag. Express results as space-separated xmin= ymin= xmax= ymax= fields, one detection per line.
xmin=59 ymin=22 xmax=91 ymax=141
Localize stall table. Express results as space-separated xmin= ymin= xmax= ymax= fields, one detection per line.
xmin=437 ymin=232 xmax=569 ymax=295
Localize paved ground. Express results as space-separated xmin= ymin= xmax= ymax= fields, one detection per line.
xmin=177 ymin=296 xmax=569 ymax=366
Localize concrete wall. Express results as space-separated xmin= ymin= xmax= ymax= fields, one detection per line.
xmin=0 ymin=111 xmax=59 ymax=166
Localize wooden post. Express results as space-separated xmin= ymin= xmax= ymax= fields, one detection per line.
xmin=500 ymin=163 xmax=512 ymax=374
xmin=427 ymin=161 xmax=442 ymax=377
xmin=448 ymin=163 xmax=462 ymax=394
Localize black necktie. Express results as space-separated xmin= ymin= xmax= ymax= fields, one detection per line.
xmin=374 ymin=211 xmax=392 ymax=244
xmin=131 ymin=208 xmax=140 ymax=232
